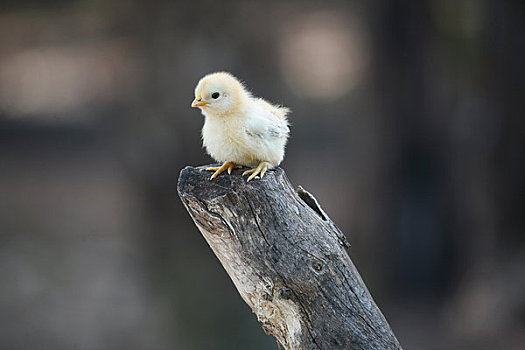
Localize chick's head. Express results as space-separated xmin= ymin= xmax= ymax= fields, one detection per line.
xmin=191 ymin=72 xmax=248 ymax=116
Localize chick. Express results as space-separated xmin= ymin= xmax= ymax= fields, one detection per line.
xmin=191 ymin=72 xmax=290 ymax=181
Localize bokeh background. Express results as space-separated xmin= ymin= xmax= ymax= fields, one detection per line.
xmin=1 ymin=0 xmax=524 ymax=349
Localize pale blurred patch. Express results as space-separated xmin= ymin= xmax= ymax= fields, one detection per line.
xmin=278 ymin=10 xmax=369 ymax=102
xmin=0 ymin=41 xmax=140 ymax=120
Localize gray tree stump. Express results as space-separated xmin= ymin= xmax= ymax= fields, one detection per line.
xmin=177 ymin=165 xmax=402 ymax=350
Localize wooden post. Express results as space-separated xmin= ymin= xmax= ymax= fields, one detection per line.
xmin=177 ymin=165 xmax=402 ymax=350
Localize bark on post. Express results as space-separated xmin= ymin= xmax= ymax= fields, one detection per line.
xmin=177 ymin=165 xmax=402 ymax=350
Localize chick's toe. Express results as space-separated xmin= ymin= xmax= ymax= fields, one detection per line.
xmin=207 ymin=161 xmax=240 ymax=180
xmin=242 ymin=162 xmax=270 ymax=182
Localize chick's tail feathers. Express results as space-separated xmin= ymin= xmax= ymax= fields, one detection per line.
xmin=254 ymin=98 xmax=290 ymax=121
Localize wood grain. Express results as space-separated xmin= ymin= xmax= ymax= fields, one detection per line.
xmin=178 ymin=165 xmax=402 ymax=350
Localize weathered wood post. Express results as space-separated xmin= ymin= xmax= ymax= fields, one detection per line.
xmin=177 ymin=165 xmax=402 ymax=350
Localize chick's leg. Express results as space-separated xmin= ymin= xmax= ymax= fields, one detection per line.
xmin=206 ymin=161 xmax=241 ymax=180
xmin=242 ymin=162 xmax=271 ymax=182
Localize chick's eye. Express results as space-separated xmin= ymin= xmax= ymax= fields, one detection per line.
xmin=211 ymin=92 xmax=220 ymax=99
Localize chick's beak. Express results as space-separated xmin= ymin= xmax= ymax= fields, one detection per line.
xmin=191 ymin=94 xmax=210 ymax=108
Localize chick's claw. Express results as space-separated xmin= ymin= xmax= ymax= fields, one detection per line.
xmin=207 ymin=161 xmax=241 ymax=180
xmin=242 ymin=162 xmax=271 ymax=182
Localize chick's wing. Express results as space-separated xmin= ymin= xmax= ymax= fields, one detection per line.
xmin=244 ymin=99 xmax=289 ymax=139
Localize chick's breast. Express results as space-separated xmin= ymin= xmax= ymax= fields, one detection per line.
xmin=201 ymin=114 xmax=250 ymax=165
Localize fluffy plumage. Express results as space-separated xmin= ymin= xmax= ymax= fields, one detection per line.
xmin=191 ymin=72 xmax=290 ymax=181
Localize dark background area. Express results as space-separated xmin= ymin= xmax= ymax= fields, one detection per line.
xmin=1 ymin=1 xmax=524 ymax=349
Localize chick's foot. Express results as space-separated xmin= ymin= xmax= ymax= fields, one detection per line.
xmin=207 ymin=161 xmax=241 ymax=180
xmin=242 ymin=162 xmax=271 ymax=182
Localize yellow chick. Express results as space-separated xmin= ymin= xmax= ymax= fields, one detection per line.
xmin=191 ymin=72 xmax=290 ymax=181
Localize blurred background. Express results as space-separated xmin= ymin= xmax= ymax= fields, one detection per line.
xmin=1 ymin=0 xmax=524 ymax=349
